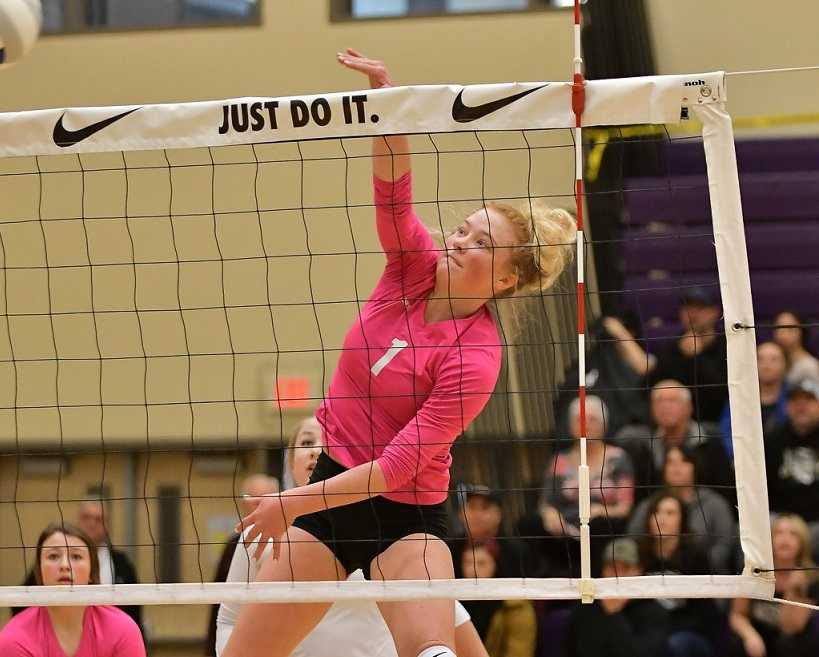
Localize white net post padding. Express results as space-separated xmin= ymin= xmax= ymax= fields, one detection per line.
xmin=0 ymin=73 xmax=775 ymax=605
xmin=694 ymin=102 xmax=775 ymax=581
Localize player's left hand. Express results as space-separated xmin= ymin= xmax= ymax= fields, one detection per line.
xmin=337 ymin=48 xmax=394 ymax=89
xmin=236 ymin=494 xmax=291 ymax=560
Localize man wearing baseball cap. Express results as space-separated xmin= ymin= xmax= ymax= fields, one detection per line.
xmin=563 ymin=538 xmax=669 ymax=657
xmin=649 ymin=285 xmax=728 ymax=423
xmin=451 ymin=484 xmax=528 ymax=579
xmin=764 ymin=376 xmax=819 ymax=558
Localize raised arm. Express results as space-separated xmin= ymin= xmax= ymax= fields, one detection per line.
xmin=337 ymin=48 xmax=411 ymax=181
xmin=338 ymin=48 xmax=435 ymax=280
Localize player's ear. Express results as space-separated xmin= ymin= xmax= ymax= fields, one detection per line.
xmin=494 ymin=270 xmax=518 ymax=297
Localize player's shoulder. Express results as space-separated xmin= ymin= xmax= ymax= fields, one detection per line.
xmin=0 ymin=609 xmax=40 ymax=655
xmin=1 ymin=607 xmax=40 ymax=633
xmin=457 ymin=314 xmax=503 ymax=363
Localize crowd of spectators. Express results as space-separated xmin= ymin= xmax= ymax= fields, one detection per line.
xmin=450 ymin=295 xmax=819 ymax=657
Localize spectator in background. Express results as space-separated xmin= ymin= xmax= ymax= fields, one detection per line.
xmin=75 ymin=501 xmax=140 ymax=589
xmin=13 ymin=500 xmax=144 ymax=632
xmin=627 ymin=445 xmax=736 ymax=573
xmin=0 ymin=522 xmax=145 ymax=657
xmin=522 ymin=395 xmax=634 ymax=577
xmin=764 ymin=377 xmax=819 ymax=560
xmin=281 ymin=415 xmax=324 ymax=490
xmin=649 ymin=286 xmax=728 ymax=423
xmin=562 ymin=538 xmax=669 ymax=657
xmin=451 ymin=485 xmax=528 ymax=578
xmin=638 ymin=491 xmax=724 ymax=657
xmin=720 ymin=342 xmax=789 ymax=461
xmin=729 ymin=514 xmax=819 ymax=657
xmin=461 ymin=539 xmax=536 ymax=657
xmin=773 ymin=311 xmax=819 ymax=384
xmin=75 ymin=501 xmax=143 ymax=632
xmin=752 ymin=342 xmax=791 ymax=433
xmin=205 ymin=473 xmax=280 ymax=656
xmin=553 ymin=313 xmax=651 ymax=439
xmin=615 ymin=380 xmax=732 ymax=503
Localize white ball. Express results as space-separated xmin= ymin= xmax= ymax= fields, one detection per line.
xmin=0 ymin=0 xmax=42 ymax=68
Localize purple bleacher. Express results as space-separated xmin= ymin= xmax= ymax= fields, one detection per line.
xmin=617 ymin=136 xmax=818 ymax=352
xmin=622 ymin=271 xmax=818 ymax=329
xmin=624 ymin=171 xmax=819 ymax=227
xmin=619 ymin=274 xmax=720 ymax=323
xmin=665 ymin=137 xmax=819 ymax=176
xmin=623 ymin=221 xmax=819 ymax=273
xmin=622 ymin=229 xmax=717 ymax=274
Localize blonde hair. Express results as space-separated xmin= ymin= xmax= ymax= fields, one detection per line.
xmin=486 ymin=200 xmax=576 ymax=298
xmin=478 ymin=200 xmax=575 ymax=337
xmin=773 ymin=513 xmax=816 ymax=573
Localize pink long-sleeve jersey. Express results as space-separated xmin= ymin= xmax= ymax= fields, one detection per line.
xmin=317 ymin=173 xmax=501 ymax=505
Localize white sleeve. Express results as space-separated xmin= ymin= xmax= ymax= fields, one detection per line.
xmin=454 ymin=600 xmax=470 ymax=627
xmin=215 ymin=530 xmax=273 ymax=657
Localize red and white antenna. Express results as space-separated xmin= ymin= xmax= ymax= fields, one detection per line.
xmin=571 ymin=0 xmax=593 ymax=604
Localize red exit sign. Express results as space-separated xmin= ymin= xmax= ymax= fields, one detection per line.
xmin=274 ymin=377 xmax=311 ymax=409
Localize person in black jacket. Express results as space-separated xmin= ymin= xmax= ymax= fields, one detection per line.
xmin=649 ymin=286 xmax=728 ymax=424
xmin=615 ymin=379 xmax=733 ymax=504
xmin=563 ymin=538 xmax=669 ymax=657
xmin=451 ymin=484 xmax=530 ymax=579
xmin=76 ymin=500 xmax=143 ymax=632
xmin=553 ymin=313 xmax=650 ymax=440
xmin=764 ymin=377 xmax=819 ymax=560
xmin=638 ymin=491 xmax=726 ymax=657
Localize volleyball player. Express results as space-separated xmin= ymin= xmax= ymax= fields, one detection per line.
xmin=222 ymin=50 xmax=575 ymax=657
xmin=216 ymin=417 xmax=488 ymax=657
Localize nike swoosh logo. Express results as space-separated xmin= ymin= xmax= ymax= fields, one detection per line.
xmin=451 ymin=85 xmax=548 ymax=123
xmin=53 ymin=108 xmax=140 ymax=147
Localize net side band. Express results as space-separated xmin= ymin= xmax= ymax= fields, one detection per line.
xmin=0 ymin=73 xmax=725 ymax=158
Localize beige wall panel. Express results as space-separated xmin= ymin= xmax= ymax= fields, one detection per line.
xmin=0 ymin=3 xmax=816 ymax=119
xmin=647 ymin=0 xmax=819 ymax=123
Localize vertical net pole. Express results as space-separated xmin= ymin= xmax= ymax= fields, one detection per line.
xmin=693 ymin=101 xmax=775 ymax=584
xmin=572 ymin=0 xmax=593 ymax=604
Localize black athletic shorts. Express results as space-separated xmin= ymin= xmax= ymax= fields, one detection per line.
xmin=291 ymin=452 xmax=449 ymax=579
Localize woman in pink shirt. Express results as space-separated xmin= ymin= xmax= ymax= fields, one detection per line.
xmin=0 ymin=522 xmax=145 ymax=657
xmin=224 ymin=50 xmax=575 ymax=657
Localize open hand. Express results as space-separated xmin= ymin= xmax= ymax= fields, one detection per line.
xmin=336 ymin=48 xmax=394 ymax=89
xmin=235 ymin=494 xmax=291 ymax=560
xmin=743 ymin=632 xmax=767 ymax=657
xmin=679 ymin=330 xmax=715 ymax=357
xmin=539 ymin=504 xmax=580 ymax=538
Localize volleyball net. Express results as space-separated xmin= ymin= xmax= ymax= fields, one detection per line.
xmin=0 ymin=73 xmax=775 ymax=605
